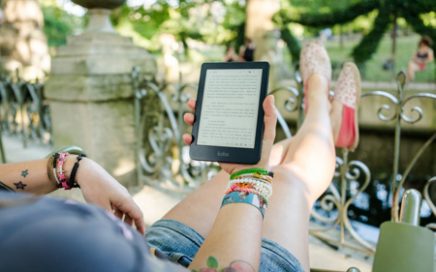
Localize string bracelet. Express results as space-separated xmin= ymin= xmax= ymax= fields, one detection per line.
xmin=68 ymin=154 xmax=86 ymax=189
xmin=233 ymin=172 xmax=273 ymax=184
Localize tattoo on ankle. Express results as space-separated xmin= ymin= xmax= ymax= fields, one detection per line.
xmin=21 ymin=169 xmax=29 ymax=178
xmin=13 ymin=181 xmax=27 ymax=190
xmin=192 ymin=256 xmax=255 ymax=272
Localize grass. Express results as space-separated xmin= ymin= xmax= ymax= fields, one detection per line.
xmin=326 ymin=34 xmax=435 ymax=83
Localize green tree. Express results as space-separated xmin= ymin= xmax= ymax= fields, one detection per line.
xmin=42 ymin=5 xmax=84 ymax=46
xmin=277 ymin=0 xmax=436 ymax=66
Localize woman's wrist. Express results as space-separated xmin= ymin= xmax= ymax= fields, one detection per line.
xmin=222 ymin=167 xmax=273 ymax=218
xmin=46 ymin=153 xmax=88 ymax=190
xmin=63 ymin=154 xmax=78 ymax=182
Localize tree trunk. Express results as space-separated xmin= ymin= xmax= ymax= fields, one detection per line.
xmin=245 ymin=0 xmax=280 ymax=61
xmin=0 ymin=0 xmax=50 ymax=80
xmin=245 ymin=0 xmax=282 ymax=88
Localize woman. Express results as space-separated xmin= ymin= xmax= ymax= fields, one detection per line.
xmin=0 ymin=41 xmax=361 ymax=271
xmin=407 ymin=36 xmax=434 ymax=81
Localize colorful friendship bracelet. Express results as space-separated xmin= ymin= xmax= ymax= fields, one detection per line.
xmin=232 ymin=172 xmax=273 ymax=184
xmin=221 ymin=191 xmax=267 ymax=217
xmin=230 ymin=167 xmax=274 ymax=180
xmin=221 ymin=167 xmax=274 ymax=217
xmin=227 ymin=179 xmax=272 ymax=201
xmin=225 ymin=187 xmax=270 ymax=205
xmin=229 ymin=177 xmax=273 ymax=191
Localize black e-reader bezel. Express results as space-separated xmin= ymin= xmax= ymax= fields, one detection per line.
xmin=189 ymin=61 xmax=269 ymax=164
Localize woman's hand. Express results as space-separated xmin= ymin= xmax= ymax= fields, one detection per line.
xmin=67 ymin=157 xmax=145 ymax=234
xmin=182 ymin=95 xmax=277 ymax=174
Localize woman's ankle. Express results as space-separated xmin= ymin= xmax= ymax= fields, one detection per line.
xmin=272 ymin=165 xmax=320 ymax=208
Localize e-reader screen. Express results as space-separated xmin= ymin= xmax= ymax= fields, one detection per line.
xmin=197 ymin=69 xmax=262 ymax=149
xmin=190 ymin=62 xmax=269 ymax=164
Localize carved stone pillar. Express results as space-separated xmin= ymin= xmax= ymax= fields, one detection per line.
xmin=45 ymin=0 xmax=156 ymax=186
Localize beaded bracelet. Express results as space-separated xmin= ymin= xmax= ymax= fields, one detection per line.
xmin=56 ymin=152 xmax=70 ymax=190
xmin=227 ymin=179 xmax=273 ymax=201
xmin=221 ymin=191 xmax=267 ymax=217
xmin=229 ymin=177 xmax=273 ymax=191
xmin=228 ymin=179 xmax=272 ymax=198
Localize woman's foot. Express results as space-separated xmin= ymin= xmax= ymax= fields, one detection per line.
xmin=299 ymin=40 xmax=332 ymax=112
xmin=331 ymin=62 xmax=361 ymax=151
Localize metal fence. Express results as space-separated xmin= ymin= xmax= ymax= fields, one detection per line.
xmin=0 ymin=76 xmax=52 ymax=162
xmin=133 ymin=69 xmax=436 ymax=255
xmin=1 ymin=68 xmax=433 ymax=255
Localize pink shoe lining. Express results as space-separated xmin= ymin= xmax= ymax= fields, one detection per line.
xmin=335 ymin=105 xmax=356 ymax=149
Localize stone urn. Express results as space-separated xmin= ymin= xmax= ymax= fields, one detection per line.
xmin=72 ymin=0 xmax=126 ymax=32
xmin=72 ymin=0 xmax=125 ymax=9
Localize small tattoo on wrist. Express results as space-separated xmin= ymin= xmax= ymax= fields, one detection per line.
xmin=21 ymin=169 xmax=29 ymax=178
xmin=14 ymin=181 xmax=27 ymax=190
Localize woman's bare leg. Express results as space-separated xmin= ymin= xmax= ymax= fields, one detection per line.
xmin=163 ymin=74 xmax=335 ymax=272
xmin=262 ymin=74 xmax=335 ymax=271
xmin=162 ymin=137 xmax=294 ymax=237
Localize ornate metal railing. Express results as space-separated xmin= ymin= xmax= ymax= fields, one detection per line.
xmin=132 ymin=67 xmax=220 ymax=193
xmin=132 ymin=68 xmax=436 ymax=255
xmin=0 ymin=76 xmax=52 ymax=162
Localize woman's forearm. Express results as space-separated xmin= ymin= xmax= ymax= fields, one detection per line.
xmin=0 ymin=156 xmax=79 ymax=195
xmin=0 ymin=159 xmax=57 ymax=194
xmin=189 ymin=204 xmax=263 ymax=271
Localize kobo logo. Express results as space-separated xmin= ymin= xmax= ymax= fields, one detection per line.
xmin=217 ymin=151 xmax=230 ymax=157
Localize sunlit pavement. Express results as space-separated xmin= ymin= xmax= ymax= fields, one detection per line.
xmin=3 ymin=134 xmax=372 ymax=272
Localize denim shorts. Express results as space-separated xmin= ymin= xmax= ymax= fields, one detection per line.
xmin=145 ymin=219 xmax=304 ymax=272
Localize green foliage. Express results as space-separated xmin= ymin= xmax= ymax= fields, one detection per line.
xmin=280 ymin=0 xmax=379 ymax=27
xmin=277 ymin=0 xmax=436 ymax=65
xmin=280 ymin=26 xmax=301 ymax=65
xmin=401 ymin=9 xmax=436 ymax=53
xmin=41 ymin=5 xmax=84 ymax=47
xmin=112 ymin=1 xmax=246 ymax=54
xmin=112 ymin=4 xmax=170 ymax=41
xmin=351 ymin=11 xmax=390 ymax=64
xmin=221 ymin=1 xmax=246 ymax=49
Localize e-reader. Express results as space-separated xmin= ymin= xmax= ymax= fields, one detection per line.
xmin=189 ymin=62 xmax=269 ymax=164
